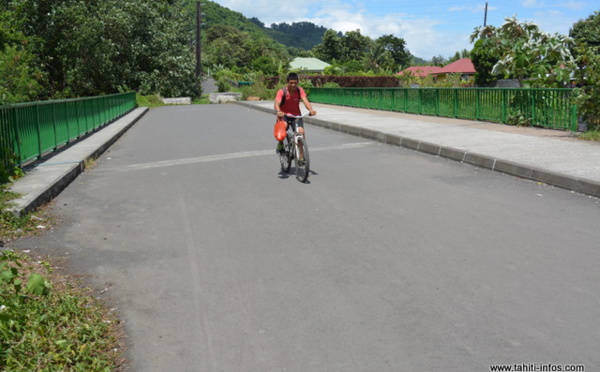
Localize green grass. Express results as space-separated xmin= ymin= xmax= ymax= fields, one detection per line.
xmin=135 ymin=93 xmax=166 ymax=108
xmin=192 ymin=94 xmax=211 ymax=104
xmin=1 ymin=188 xmax=125 ymax=371
xmin=0 ymin=186 xmax=42 ymax=239
xmin=137 ymin=93 xmax=211 ymax=106
xmin=577 ymin=130 xmax=600 ymax=142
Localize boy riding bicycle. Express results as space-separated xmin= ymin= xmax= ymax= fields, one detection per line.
xmin=274 ymin=73 xmax=317 ymax=155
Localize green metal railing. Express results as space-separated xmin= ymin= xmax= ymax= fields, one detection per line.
xmin=309 ymin=87 xmax=578 ymax=131
xmin=1 ymin=92 xmax=136 ymax=170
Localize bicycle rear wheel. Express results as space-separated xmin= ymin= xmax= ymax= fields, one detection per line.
xmin=279 ymin=137 xmax=292 ymax=173
xmin=294 ymin=136 xmax=310 ymax=182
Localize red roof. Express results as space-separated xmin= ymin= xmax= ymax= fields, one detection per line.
xmin=434 ymin=58 xmax=476 ymax=74
xmin=396 ymin=66 xmax=443 ymax=78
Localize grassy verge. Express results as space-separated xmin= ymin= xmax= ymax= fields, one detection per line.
xmin=1 ymin=187 xmax=126 ymax=371
xmin=137 ymin=93 xmax=211 ymax=107
xmin=0 ymin=186 xmax=53 ymax=240
xmin=577 ymin=130 xmax=600 ymax=142
xmin=192 ymin=94 xmax=211 ymax=104
xmin=135 ymin=93 xmax=165 ymax=108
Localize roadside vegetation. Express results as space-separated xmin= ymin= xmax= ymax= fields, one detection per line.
xmin=1 ymin=189 xmax=126 ymax=371
xmin=577 ymin=130 xmax=600 ymax=142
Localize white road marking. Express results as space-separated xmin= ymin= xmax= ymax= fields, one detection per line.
xmin=116 ymin=142 xmax=373 ymax=172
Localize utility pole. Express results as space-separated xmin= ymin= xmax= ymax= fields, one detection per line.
xmin=483 ymin=2 xmax=488 ymax=27
xmin=195 ymin=1 xmax=202 ymax=77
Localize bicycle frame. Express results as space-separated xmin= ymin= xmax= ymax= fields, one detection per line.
xmin=279 ymin=114 xmax=310 ymax=182
xmin=284 ymin=113 xmax=308 ymax=147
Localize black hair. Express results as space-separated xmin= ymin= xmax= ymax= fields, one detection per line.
xmin=286 ymin=72 xmax=299 ymax=81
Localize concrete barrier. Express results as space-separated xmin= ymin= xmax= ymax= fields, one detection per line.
xmin=209 ymin=92 xmax=243 ymax=104
xmin=162 ymin=97 xmax=191 ymax=105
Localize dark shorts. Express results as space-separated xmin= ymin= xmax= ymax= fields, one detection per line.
xmin=285 ymin=117 xmax=304 ymax=131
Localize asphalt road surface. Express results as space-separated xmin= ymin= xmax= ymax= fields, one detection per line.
xmin=15 ymin=104 xmax=600 ymax=371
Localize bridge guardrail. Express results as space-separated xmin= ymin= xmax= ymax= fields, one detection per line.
xmin=1 ymin=92 xmax=136 ymax=173
xmin=309 ymin=87 xmax=578 ymax=131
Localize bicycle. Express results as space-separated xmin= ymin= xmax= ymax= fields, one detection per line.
xmin=278 ymin=113 xmax=310 ymax=183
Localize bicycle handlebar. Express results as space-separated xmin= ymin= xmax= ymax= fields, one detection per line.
xmin=284 ymin=113 xmax=312 ymax=118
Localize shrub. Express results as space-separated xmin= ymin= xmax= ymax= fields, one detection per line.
xmin=0 ymin=250 xmax=123 ymax=371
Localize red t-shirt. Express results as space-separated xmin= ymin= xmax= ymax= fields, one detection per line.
xmin=276 ymin=87 xmax=306 ymax=116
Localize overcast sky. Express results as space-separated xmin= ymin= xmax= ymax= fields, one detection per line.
xmin=212 ymin=0 xmax=597 ymax=60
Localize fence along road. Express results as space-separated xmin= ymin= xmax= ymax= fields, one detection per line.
xmin=11 ymin=103 xmax=600 ymax=371
xmin=240 ymin=100 xmax=600 ymax=198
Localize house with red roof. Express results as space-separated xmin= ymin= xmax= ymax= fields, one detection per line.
xmin=395 ymin=66 xmax=443 ymax=78
xmin=431 ymin=58 xmax=476 ymax=81
xmin=396 ymin=58 xmax=477 ymax=82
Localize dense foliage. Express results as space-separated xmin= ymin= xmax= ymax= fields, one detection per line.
xmin=268 ymin=22 xmax=330 ymax=50
xmin=190 ymin=1 xmax=414 ymax=77
xmin=313 ymin=29 xmax=411 ymax=75
xmin=1 ymin=249 xmax=124 ymax=371
xmin=0 ymin=0 xmax=199 ymax=103
xmin=570 ymin=11 xmax=600 ymax=129
xmin=202 ymin=23 xmax=289 ymax=75
xmin=470 ymin=38 xmax=502 ymax=87
xmin=470 ymin=16 xmax=575 ymax=87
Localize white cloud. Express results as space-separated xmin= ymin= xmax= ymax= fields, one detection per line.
xmin=559 ymin=1 xmax=586 ymax=11
xmin=307 ymin=10 xmax=472 ymax=59
xmin=530 ymin=10 xmax=579 ymax=35
xmin=522 ymin=0 xmax=540 ymax=8
xmin=213 ymin=0 xmax=480 ymax=59
xmin=448 ymin=4 xmax=488 ymax=13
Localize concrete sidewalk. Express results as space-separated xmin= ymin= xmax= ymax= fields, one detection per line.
xmin=238 ymin=100 xmax=600 ymax=198
xmin=8 ymin=107 xmax=148 ymax=216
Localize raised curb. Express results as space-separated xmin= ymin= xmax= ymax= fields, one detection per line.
xmin=235 ymin=101 xmax=600 ymax=198
xmin=8 ymin=107 xmax=149 ymax=216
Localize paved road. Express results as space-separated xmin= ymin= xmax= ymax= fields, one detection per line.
xmin=201 ymin=77 xmax=218 ymax=95
xmin=13 ymin=104 xmax=600 ymax=371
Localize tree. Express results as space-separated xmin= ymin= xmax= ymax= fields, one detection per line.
xmin=249 ymin=17 xmax=264 ymax=28
xmin=448 ymin=49 xmax=471 ymax=64
xmin=430 ymin=55 xmax=447 ymax=66
xmin=375 ymin=34 xmax=411 ymax=69
xmin=0 ymin=10 xmax=44 ymax=103
xmin=0 ymin=45 xmax=43 ymax=104
xmin=313 ymin=29 xmax=343 ymax=63
xmin=363 ymin=43 xmax=394 ymax=72
xmin=470 ymin=16 xmax=575 ymax=87
xmin=570 ymin=11 xmax=600 ymax=49
xmin=1 ymin=0 xmax=200 ymax=99
xmin=252 ymin=56 xmax=278 ymax=76
xmin=570 ymin=11 xmax=600 ymax=129
xmin=341 ymin=30 xmax=370 ymax=62
xmin=470 ymin=38 xmax=501 ymax=87
xmin=247 ymin=37 xmax=290 ymax=75
xmin=204 ymin=25 xmax=253 ymax=72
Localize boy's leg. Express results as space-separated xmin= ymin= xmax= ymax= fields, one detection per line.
xmin=296 ymin=119 xmax=305 ymax=160
xmin=276 ymin=121 xmax=289 ymax=154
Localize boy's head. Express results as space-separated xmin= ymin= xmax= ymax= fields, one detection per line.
xmin=286 ymin=72 xmax=298 ymax=92
xmin=286 ymin=73 xmax=299 ymax=88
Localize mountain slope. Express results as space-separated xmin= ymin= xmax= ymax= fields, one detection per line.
xmin=197 ymin=0 xmax=327 ymax=50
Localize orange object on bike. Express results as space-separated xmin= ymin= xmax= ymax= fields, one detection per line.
xmin=274 ymin=118 xmax=286 ymax=141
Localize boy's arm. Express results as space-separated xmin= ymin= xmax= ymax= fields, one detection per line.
xmin=274 ymin=92 xmax=284 ymax=117
xmin=301 ymin=96 xmax=317 ymax=116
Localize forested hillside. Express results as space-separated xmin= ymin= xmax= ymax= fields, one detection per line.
xmin=267 ymin=21 xmax=331 ymax=50
xmin=193 ymin=0 xmax=328 ymax=51
xmin=0 ymin=0 xmax=329 ymax=104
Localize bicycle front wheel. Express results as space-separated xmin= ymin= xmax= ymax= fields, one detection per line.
xmin=294 ymin=136 xmax=310 ymax=182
